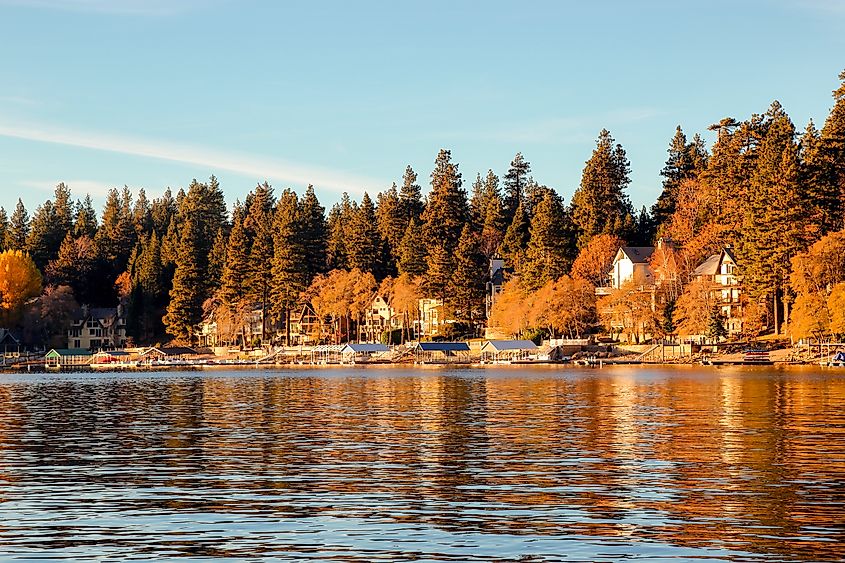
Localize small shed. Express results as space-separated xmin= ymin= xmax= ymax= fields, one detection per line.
xmin=413 ymin=342 xmax=471 ymax=363
xmin=340 ymin=343 xmax=391 ymax=364
xmin=480 ymin=340 xmax=538 ymax=362
xmin=45 ymin=348 xmax=93 ymax=369
xmin=310 ymin=344 xmax=345 ymax=364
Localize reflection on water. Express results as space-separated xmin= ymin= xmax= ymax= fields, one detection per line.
xmin=0 ymin=366 xmax=843 ymax=561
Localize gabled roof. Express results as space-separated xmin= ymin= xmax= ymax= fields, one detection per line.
xmin=46 ymin=348 xmax=92 ymax=357
xmin=481 ymin=339 xmax=538 ymax=351
xmin=415 ymin=342 xmax=470 ymax=352
xmin=693 ymin=253 xmax=721 ymax=277
xmin=618 ymin=247 xmax=655 ymax=264
xmin=722 ymin=246 xmax=738 ymax=264
xmin=341 ymin=343 xmax=390 ymax=353
xmin=312 ymin=344 xmax=345 ymax=353
xmin=140 ymin=346 xmax=199 ymax=357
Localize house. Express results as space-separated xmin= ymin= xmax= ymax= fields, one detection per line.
xmin=67 ymin=306 xmax=127 ymax=351
xmin=485 ymin=257 xmax=512 ymax=318
xmin=45 ymin=348 xmax=92 ymax=369
xmin=289 ymin=303 xmax=323 ymax=345
xmin=417 ymin=298 xmax=446 ymax=337
xmin=692 ymin=247 xmax=743 ymax=336
xmin=609 ymin=246 xmax=655 ymax=289
xmin=361 ymin=295 xmax=399 ymax=342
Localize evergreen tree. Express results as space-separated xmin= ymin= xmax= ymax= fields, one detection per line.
xmin=209 ymin=228 xmax=227 ymax=288
xmin=219 ymin=208 xmax=250 ymax=305
xmin=469 ymin=169 xmax=500 ymax=230
xmin=246 ymin=187 xmax=275 ymax=339
xmin=95 ymin=187 xmax=137 ymax=273
xmin=299 ymin=185 xmax=327 ymax=278
xmin=499 ymin=199 xmax=530 ymax=269
xmin=702 ymin=117 xmax=758 ymax=234
xmin=45 ymin=233 xmax=98 ymax=304
xmin=163 ymin=217 xmax=205 ymax=343
xmin=271 ymin=189 xmax=309 ymax=344
xmin=327 ymin=193 xmax=353 ymax=271
xmin=73 ymin=194 xmax=99 ymax=239
xmin=424 ymin=241 xmax=454 ymax=303
xmin=376 ymin=183 xmax=406 ymax=273
xmin=52 ymin=183 xmax=74 ymax=240
xmin=151 ymin=188 xmax=176 ymax=236
xmin=26 ymin=200 xmax=56 ymax=269
xmin=523 ymin=180 xmax=555 ymax=220
xmin=519 ymin=191 xmax=573 ymax=291
xmin=0 ymin=207 xmax=7 ymax=253
xmin=180 ymin=177 xmax=228 ymax=293
xmin=347 ymin=192 xmax=383 ymax=276
xmin=652 ymin=126 xmax=707 ymax=231
xmin=740 ymin=101 xmax=808 ymax=334
xmin=6 ymin=199 xmax=29 ymax=252
xmin=399 ymin=165 xmax=424 ymax=223
xmin=450 ymin=224 xmax=486 ymax=323
xmin=133 ymin=188 xmax=153 ymax=236
xmin=503 ymin=152 xmax=531 ymax=225
xmin=398 ymin=218 xmax=427 ymax=277
xmin=479 ymin=192 xmax=507 ymax=259
xmin=818 ymin=69 xmax=845 ymax=231
xmin=126 ymin=231 xmax=166 ymax=343
xmin=421 ymin=149 xmax=468 ymax=255
xmin=570 ymin=129 xmax=636 ymax=248
xmin=706 ymin=305 xmax=728 ymax=341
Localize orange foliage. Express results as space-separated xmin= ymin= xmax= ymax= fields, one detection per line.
xmin=528 ymin=276 xmax=596 ymax=338
xmin=488 ymin=280 xmax=533 ymax=337
xmin=570 ymin=234 xmax=624 ymax=287
xmin=0 ymin=250 xmax=43 ymax=325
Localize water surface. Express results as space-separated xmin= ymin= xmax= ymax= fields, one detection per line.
xmin=0 ymin=365 xmax=843 ymax=561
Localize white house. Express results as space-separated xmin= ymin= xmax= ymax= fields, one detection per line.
xmin=692 ymin=247 xmax=743 ymax=336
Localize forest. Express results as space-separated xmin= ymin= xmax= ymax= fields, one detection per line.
xmin=0 ymin=70 xmax=843 ymax=348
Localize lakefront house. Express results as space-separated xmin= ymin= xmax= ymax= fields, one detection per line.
xmin=67 ymin=305 xmax=127 ymax=351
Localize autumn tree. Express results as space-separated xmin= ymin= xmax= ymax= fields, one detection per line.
xmin=570 ymin=233 xmax=624 ymax=287
xmin=0 ymin=250 xmax=43 ymax=326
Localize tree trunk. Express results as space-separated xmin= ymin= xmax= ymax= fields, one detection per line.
xmin=773 ymin=291 xmax=780 ymax=336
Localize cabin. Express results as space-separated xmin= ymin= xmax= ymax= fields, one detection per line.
xmin=412 ymin=342 xmax=471 ymax=363
xmin=340 ymin=343 xmax=391 ymax=364
xmin=289 ymin=303 xmax=323 ymax=345
xmin=692 ymin=247 xmax=743 ymax=336
xmin=361 ymin=295 xmax=399 ymax=342
xmin=480 ymin=340 xmax=538 ymax=362
xmin=45 ymin=348 xmax=92 ymax=369
xmin=67 ymin=306 xmax=127 ymax=350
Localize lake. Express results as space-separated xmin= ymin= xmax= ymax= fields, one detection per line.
xmin=0 ymin=365 xmax=842 ymax=561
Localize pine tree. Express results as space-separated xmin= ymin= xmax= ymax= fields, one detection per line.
xmin=299 ymin=185 xmax=327 ymax=278
xmin=151 ymin=188 xmax=176 ymax=236
xmin=73 ymin=194 xmax=98 ymax=239
xmin=45 ymin=233 xmax=98 ymax=304
xmin=375 ymin=183 xmax=405 ymax=274
xmin=399 ymin=165 xmax=424 ymax=223
xmin=0 ymin=207 xmax=7 ymax=253
xmin=52 ymin=183 xmax=74 ymax=240
xmin=740 ymin=102 xmax=808 ymax=334
xmin=327 ymin=193 xmax=352 ymax=271
xmin=519 ymin=191 xmax=573 ymax=291
xmin=26 ymin=200 xmax=56 ymax=269
xmin=6 ymin=199 xmax=29 ymax=252
xmin=209 ymin=228 xmax=227 ymax=288
xmin=479 ymin=193 xmax=506 ymax=259
xmin=398 ymin=218 xmax=427 ymax=277
xmin=133 ymin=188 xmax=153 ymax=236
xmin=570 ymin=129 xmax=636 ymax=248
xmin=347 ymin=192 xmax=383 ymax=276
xmin=503 ymin=153 xmax=531 ymax=225
xmin=271 ymin=189 xmax=309 ymax=344
xmin=163 ymin=217 xmax=205 ymax=343
xmin=652 ymin=126 xmax=707 ymax=231
xmin=424 ymin=241 xmax=454 ymax=303
xmin=499 ymin=199 xmax=530 ymax=269
xmin=95 ymin=187 xmax=137 ymax=273
xmin=818 ymin=69 xmax=845 ymax=231
xmin=450 ymin=224 xmax=486 ymax=323
xmin=220 ymin=208 xmax=250 ymax=305
xmin=421 ymin=149 xmax=468 ymax=255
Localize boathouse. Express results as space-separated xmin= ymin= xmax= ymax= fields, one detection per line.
xmin=45 ymin=348 xmax=93 ymax=369
xmin=310 ymin=344 xmax=345 ymax=364
xmin=412 ymin=342 xmax=471 ymax=363
xmin=340 ymin=343 xmax=391 ymax=364
xmin=480 ymin=340 xmax=538 ymax=362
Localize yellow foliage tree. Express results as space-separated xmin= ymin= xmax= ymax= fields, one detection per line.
xmin=597 ymin=281 xmax=655 ymax=343
xmin=673 ymin=277 xmax=713 ymax=337
xmin=570 ymin=234 xmax=624 ymax=287
xmin=0 ymin=250 xmax=43 ymax=326
xmin=529 ymin=276 xmax=596 ymax=338
xmin=828 ymin=283 xmax=845 ymax=335
xmin=488 ymin=279 xmax=533 ymax=337
xmin=789 ymin=293 xmax=830 ymax=339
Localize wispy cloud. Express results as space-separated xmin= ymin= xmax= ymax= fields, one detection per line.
xmin=442 ymin=108 xmax=663 ymax=144
xmin=0 ymin=0 xmax=215 ymax=16
xmin=0 ymin=121 xmax=381 ymax=196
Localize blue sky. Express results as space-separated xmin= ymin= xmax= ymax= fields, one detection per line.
xmin=1 ymin=0 xmax=844 ymax=217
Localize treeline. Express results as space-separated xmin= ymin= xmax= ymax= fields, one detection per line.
xmin=1 ymin=70 xmax=843 ymax=346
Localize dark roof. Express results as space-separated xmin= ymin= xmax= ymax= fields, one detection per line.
xmin=482 ymin=340 xmax=538 ymax=351
xmin=341 ymin=343 xmax=390 ymax=353
xmin=416 ymin=342 xmax=470 ymax=352
xmin=141 ymin=346 xmax=198 ymax=357
xmin=619 ymin=247 xmax=655 ymax=264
